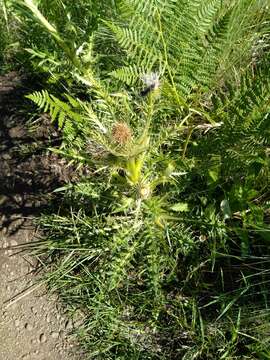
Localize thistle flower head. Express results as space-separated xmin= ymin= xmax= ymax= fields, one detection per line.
xmin=141 ymin=72 xmax=160 ymax=90
xmin=111 ymin=122 xmax=133 ymax=145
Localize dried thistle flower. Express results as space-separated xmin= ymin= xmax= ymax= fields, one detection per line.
xmin=111 ymin=122 xmax=133 ymax=145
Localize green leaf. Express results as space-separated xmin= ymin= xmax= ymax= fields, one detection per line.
xmin=208 ymin=169 xmax=219 ymax=182
xmin=170 ymin=202 xmax=189 ymax=212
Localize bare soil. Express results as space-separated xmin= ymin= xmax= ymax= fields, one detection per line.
xmin=0 ymin=72 xmax=81 ymax=360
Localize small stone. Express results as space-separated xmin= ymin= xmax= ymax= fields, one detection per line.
xmin=15 ymin=319 xmax=20 ymax=327
xmin=39 ymin=333 xmax=46 ymax=343
xmin=10 ymin=239 xmax=18 ymax=246
xmin=24 ymin=323 xmax=33 ymax=331
xmin=65 ymin=319 xmax=73 ymax=330
xmin=9 ymin=126 xmax=26 ymax=138
xmin=51 ymin=331 xmax=59 ymax=339
xmin=30 ymin=307 xmax=36 ymax=314
xmin=2 ymin=153 xmax=12 ymax=160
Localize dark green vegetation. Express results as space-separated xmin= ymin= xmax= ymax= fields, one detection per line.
xmin=1 ymin=0 xmax=270 ymax=359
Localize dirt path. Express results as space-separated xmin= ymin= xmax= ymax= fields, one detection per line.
xmin=0 ymin=223 xmax=78 ymax=360
xmin=0 ymin=72 xmax=80 ymax=360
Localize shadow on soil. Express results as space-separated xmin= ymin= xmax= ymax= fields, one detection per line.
xmin=0 ymin=72 xmax=69 ymax=234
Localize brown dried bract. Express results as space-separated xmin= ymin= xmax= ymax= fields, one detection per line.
xmin=111 ymin=122 xmax=132 ymax=145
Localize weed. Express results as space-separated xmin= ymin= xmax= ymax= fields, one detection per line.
xmin=2 ymin=0 xmax=270 ymax=359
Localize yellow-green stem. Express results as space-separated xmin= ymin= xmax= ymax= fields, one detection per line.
xmin=126 ymin=156 xmax=144 ymax=185
xmin=182 ymin=127 xmax=194 ymax=159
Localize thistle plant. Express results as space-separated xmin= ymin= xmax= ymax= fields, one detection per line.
xmin=8 ymin=0 xmax=270 ymax=358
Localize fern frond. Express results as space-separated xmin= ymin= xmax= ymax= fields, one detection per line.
xmin=110 ymin=64 xmax=148 ymax=85
xmin=199 ymin=52 xmax=270 ymax=174
xmin=105 ymin=0 xmax=268 ymax=102
xmin=27 ymin=90 xmax=83 ymax=128
xmin=120 ymin=0 xmax=176 ymax=23
xmin=105 ymin=21 xmax=162 ymax=71
xmin=195 ymin=0 xmax=222 ymax=36
xmin=195 ymin=9 xmax=231 ymax=86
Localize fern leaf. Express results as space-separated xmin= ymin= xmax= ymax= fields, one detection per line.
xmin=26 ymin=90 xmax=83 ymax=134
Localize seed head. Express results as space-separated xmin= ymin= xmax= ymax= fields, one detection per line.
xmin=111 ymin=122 xmax=132 ymax=145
